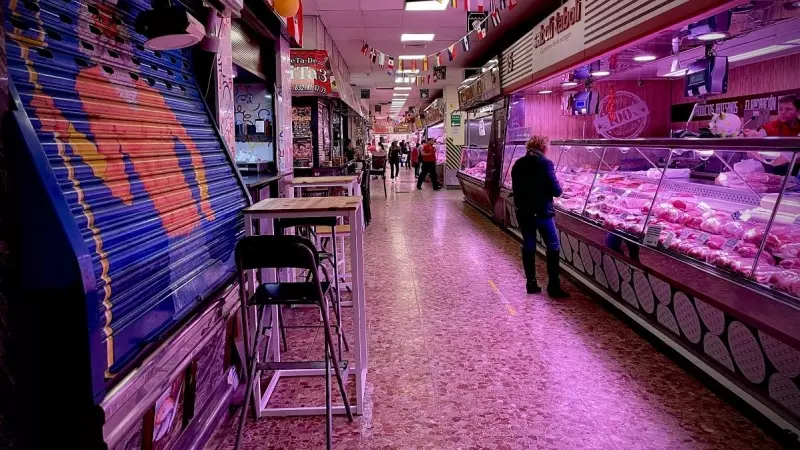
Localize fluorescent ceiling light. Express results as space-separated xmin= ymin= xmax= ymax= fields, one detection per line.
xmin=728 ymin=44 xmax=794 ymax=63
xmin=591 ymin=70 xmax=610 ymax=76
xmin=633 ymin=55 xmax=657 ymax=62
xmin=697 ymin=32 xmax=727 ymax=41
xmin=398 ymin=69 xmax=420 ymax=74
xmin=561 ymin=81 xmax=578 ymax=87
xmin=393 ymin=94 xmax=410 ymax=97
xmin=405 ymin=1 xmax=448 ymax=11
xmin=399 ymin=55 xmax=426 ymax=60
xmin=661 ymin=68 xmax=688 ymax=77
xmin=401 ymin=33 xmax=435 ymax=42
xmin=395 ymin=76 xmax=413 ymax=83
xmin=538 ymin=90 xmax=553 ymax=94
xmin=395 ymin=87 xmax=412 ymax=90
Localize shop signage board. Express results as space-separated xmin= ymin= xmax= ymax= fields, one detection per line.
xmin=450 ymin=114 xmax=462 ymax=127
xmin=458 ymin=61 xmax=501 ymax=110
xmin=361 ymin=89 xmax=370 ymax=99
xmin=420 ymin=89 xmax=429 ymax=99
xmin=531 ymin=0 xmax=585 ymax=77
xmin=671 ymin=88 xmax=800 ymax=122
xmin=290 ymin=50 xmax=336 ymax=95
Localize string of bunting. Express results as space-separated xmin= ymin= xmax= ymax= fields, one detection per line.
xmin=359 ymin=0 xmax=517 ymax=86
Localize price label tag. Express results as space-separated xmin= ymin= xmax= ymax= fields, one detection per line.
xmin=619 ymin=211 xmax=630 ymax=220
xmin=722 ymin=238 xmax=738 ymax=251
xmin=679 ymin=229 xmax=693 ymax=240
xmin=698 ymin=202 xmax=711 ymax=213
xmin=644 ymin=225 xmax=663 ymax=247
xmin=731 ymin=211 xmax=742 ymax=221
xmin=695 ymin=232 xmax=710 ymax=245
xmin=662 ymin=231 xmax=676 ymax=249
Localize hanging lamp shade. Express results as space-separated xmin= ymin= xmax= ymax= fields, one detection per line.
xmin=273 ymin=0 xmax=300 ymax=17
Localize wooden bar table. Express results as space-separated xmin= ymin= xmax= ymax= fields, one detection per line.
xmin=290 ymin=175 xmax=361 ymax=197
xmin=241 ymin=196 xmax=367 ymax=417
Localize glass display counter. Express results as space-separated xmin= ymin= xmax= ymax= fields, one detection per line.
xmin=549 ymin=138 xmax=800 ymax=301
xmin=459 ymin=146 xmax=488 ymax=181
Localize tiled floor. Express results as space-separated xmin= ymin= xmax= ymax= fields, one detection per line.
xmin=209 ymin=170 xmax=778 ymax=449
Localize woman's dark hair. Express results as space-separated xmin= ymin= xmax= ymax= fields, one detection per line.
xmin=779 ymin=95 xmax=800 ymax=110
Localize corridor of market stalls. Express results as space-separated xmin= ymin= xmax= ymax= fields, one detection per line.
xmin=209 ymin=172 xmax=777 ymax=449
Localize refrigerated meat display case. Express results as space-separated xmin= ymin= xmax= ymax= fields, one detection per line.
xmin=544 ymin=138 xmax=800 ymax=434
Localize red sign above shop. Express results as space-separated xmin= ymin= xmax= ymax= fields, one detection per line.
xmin=290 ymin=50 xmax=337 ymax=95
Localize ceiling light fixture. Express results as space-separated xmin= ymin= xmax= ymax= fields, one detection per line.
xmin=633 ymin=55 xmax=657 ymax=62
xmin=561 ymin=81 xmax=578 ymax=87
xmin=393 ymin=93 xmax=410 ymax=97
xmin=538 ymin=90 xmax=553 ymax=94
xmin=405 ymin=0 xmax=448 ymax=11
xmin=399 ymin=55 xmax=426 ymax=60
xmin=728 ymin=42 xmax=799 ymax=63
xmin=697 ymin=32 xmax=727 ymax=41
xmin=591 ymin=70 xmax=610 ymax=76
xmin=395 ymin=76 xmax=413 ymax=83
xmin=398 ymin=69 xmax=420 ymax=74
xmin=395 ymin=87 xmax=412 ymax=90
xmin=401 ymin=33 xmax=435 ymax=42
xmin=661 ymin=68 xmax=688 ymax=77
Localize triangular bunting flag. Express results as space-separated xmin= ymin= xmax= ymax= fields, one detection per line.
xmin=371 ymin=48 xmax=377 ymax=63
xmin=387 ymin=57 xmax=395 ymax=75
xmin=435 ymin=53 xmax=442 ymax=66
xmin=450 ymin=0 xmax=457 ymax=7
xmin=412 ymin=60 xmax=418 ymax=71
xmin=463 ymin=0 xmax=470 ymax=10
xmin=490 ymin=9 xmax=501 ymax=27
xmin=447 ymin=44 xmax=457 ymax=61
xmin=398 ymin=59 xmax=404 ymax=72
xmin=478 ymin=26 xmax=487 ymax=40
xmin=508 ymin=0 xmax=518 ymax=10
xmin=461 ymin=35 xmax=470 ymax=52
xmin=423 ymin=56 xmax=429 ymax=72
xmin=477 ymin=0 xmax=484 ymax=12
xmin=378 ymin=52 xmax=385 ymax=68
xmin=361 ymin=42 xmax=369 ymax=55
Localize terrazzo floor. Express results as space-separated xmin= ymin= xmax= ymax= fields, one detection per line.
xmin=208 ymin=170 xmax=778 ymax=449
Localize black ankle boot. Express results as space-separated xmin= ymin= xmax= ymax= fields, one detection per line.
xmin=546 ymin=249 xmax=570 ymax=299
xmin=522 ymin=249 xmax=541 ymax=294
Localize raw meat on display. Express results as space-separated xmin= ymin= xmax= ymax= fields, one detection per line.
xmin=743 ymin=226 xmax=782 ymax=252
xmin=769 ymin=270 xmax=800 ymax=296
xmin=716 ymin=171 xmax=797 ymax=193
xmin=780 ymin=259 xmax=800 ymax=270
xmin=778 ymin=243 xmax=800 ymax=258
xmin=700 ymin=217 xmax=724 ymax=234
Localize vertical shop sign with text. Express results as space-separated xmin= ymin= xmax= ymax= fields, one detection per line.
xmin=290 ymin=50 xmax=335 ymax=95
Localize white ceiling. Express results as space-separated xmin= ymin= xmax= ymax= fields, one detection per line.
xmin=303 ymin=0 xmax=554 ymax=118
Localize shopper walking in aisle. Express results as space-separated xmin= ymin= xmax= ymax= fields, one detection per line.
xmin=511 ymin=135 xmax=569 ymax=298
xmin=401 ymin=140 xmax=411 ymax=168
xmin=416 ymin=138 xmax=441 ymax=190
xmin=389 ymin=140 xmax=402 ymax=181
xmin=411 ymin=142 xmax=420 ymax=178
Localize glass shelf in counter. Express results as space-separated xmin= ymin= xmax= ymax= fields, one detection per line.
xmin=550 ymin=138 xmax=800 ymax=302
xmin=500 ymin=141 xmax=527 ymax=191
xmin=459 ymin=146 xmax=488 ymax=180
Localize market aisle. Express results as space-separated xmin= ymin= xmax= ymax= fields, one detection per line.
xmin=212 ymin=169 xmax=777 ymax=450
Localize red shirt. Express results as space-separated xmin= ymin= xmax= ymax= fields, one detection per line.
xmin=761 ymin=119 xmax=800 ymax=137
xmin=411 ymin=147 xmax=419 ymax=164
xmin=421 ymin=144 xmax=436 ymax=162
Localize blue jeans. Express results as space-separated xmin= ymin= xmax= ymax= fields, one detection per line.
xmin=518 ymin=214 xmax=560 ymax=254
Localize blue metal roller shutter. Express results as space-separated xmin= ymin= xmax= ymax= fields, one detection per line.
xmin=4 ymin=0 xmax=248 ymax=398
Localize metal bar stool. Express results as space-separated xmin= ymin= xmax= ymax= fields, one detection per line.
xmin=274 ymin=217 xmax=349 ymax=355
xmin=234 ymin=235 xmax=353 ymax=450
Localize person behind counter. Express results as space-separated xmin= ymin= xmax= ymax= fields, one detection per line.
xmin=744 ymin=95 xmax=800 ymax=175
xmin=511 ymin=136 xmax=570 ymax=299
